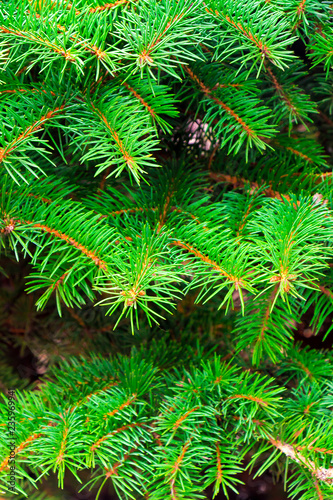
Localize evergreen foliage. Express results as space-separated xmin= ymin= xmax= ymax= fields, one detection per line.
xmin=0 ymin=0 xmax=333 ymax=498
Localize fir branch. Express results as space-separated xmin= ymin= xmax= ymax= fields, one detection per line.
xmin=206 ymin=0 xmax=295 ymax=73
xmin=183 ymin=65 xmax=276 ymax=154
xmin=89 ymin=0 xmax=130 ymax=13
xmin=72 ymin=93 xmax=159 ymax=183
xmin=0 ymin=432 xmax=43 ymax=472
xmin=172 ymin=240 xmax=238 ymax=283
xmin=184 ymin=66 xmax=255 ymax=138
xmin=0 ymin=105 xmax=65 ymax=164
xmin=309 ymin=25 xmax=333 ymax=76
xmin=90 ymin=102 xmax=139 ymax=176
xmin=264 ymin=62 xmax=317 ymax=128
xmin=0 ymin=26 xmax=77 ymax=63
xmin=112 ymin=0 xmax=205 ymax=78
xmin=19 ymin=219 xmax=108 ymax=270
xmin=169 ymin=438 xmax=192 ymax=499
xmin=1 ymin=4 xmax=333 ymax=498
xmin=103 ymin=393 xmax=137 ymax=418
xmin=90 ymin=422 xmax=144 ymax=452
xmin=104 ymin=446 xmax=138 ymax=477
xmin=121 ymin=81 xmax=156 ymax=120
xmin=270 ymin=439 xmax=333 ymax=483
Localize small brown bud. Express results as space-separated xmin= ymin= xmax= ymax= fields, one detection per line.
xmin=1 ymin=219 xmax=15 ymax=234
xmin=302 ymin=328 xmax=314 ymax=338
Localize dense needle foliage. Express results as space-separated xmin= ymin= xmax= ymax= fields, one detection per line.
xmin=0 ymin=0 xmax=333 ymax=499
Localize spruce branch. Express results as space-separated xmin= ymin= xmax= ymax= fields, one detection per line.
xmin=206 ymin=0 xmax=296 ymax=74
xmin=1 ymin=348 xmax=332 ymax=498
xmin=183 ymin=64 xmax=276 ymax=155
xmin=71 ymin=91 xmax=160 ymax=183
xmin=1 ymin=3 xmax=333 ymax=498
